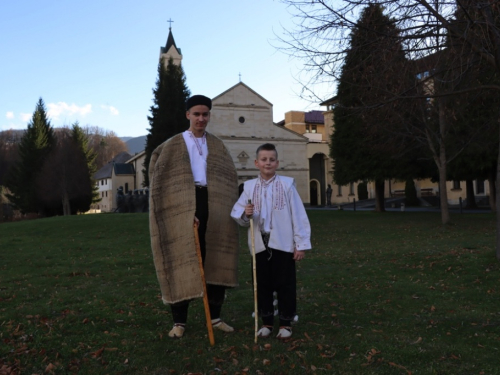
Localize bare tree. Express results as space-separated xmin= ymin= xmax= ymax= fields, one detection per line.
xmin=278 ymin=1 xmax=500 ymax=241
xmin=82 ymin=126 xmax=128 ymax=169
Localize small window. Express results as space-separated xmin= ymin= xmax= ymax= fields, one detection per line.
xmin=239 ymin=116 xmax=245 ymax=124
xmin=125 ymin=183 xmax=129 ymax=194
xmin=349 ymin=182 xmax=354 ymax=195
xmin=337 ymin=185 xmax=342 ymax=196
xmin=311 ymin=124 xmax=317 ymax=133
xmin=453 ymin=180 xmax=461 ymax=190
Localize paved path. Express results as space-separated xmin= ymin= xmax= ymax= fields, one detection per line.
xmin=307 ymin=198 xmax=492 ymax=214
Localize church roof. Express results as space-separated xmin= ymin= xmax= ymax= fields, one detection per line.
xmin=213 ymin=81 xmax=273 ymax=106
xmin=161 ymin=28 xmax=181 ymax=55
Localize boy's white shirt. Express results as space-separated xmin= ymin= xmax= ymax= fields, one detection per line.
xmin=231 ymin=175 xmax=311 ymax=254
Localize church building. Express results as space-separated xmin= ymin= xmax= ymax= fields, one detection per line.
xmin=161 ymin=27 xmax=312 ymax=203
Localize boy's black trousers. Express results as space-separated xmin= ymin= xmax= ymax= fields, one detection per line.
xmin=256 ymin=245 xmax=297 ymax=327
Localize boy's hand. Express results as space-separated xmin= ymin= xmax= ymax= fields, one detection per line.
xmin=293 ymin=249 xmax=305 ymax=261
xmin=245 ymin=203 xmax=254 ymax=218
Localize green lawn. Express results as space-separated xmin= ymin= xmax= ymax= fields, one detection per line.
xmin=0 ymin=211 xmax=499 ymax=374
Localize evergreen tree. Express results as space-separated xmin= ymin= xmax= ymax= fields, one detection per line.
xmin=444 ymin=1 xmax=500 ymax=210
xmin=404 ymin=178 xmax=419 ymax=206
xmin=143 ymin=57 xmax=190 ymax=186
xmin=330 ymin=4 xmax=412 ymax=212
xmin=6 ymin=98 xmax=55 ymax=214
xmin=71 ymin=123 xmax=100 ymax=211
xmin=36 ymin=124 xmax=96 ymax=216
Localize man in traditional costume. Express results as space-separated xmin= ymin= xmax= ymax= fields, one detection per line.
xmin=149 ymin=95 xmax=239 ymax=338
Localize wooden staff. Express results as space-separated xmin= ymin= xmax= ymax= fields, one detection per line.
xmin=194 ymin=222 xmax=215 ymax=346
xmin=248 ymin=199 xmax=258 ymax=343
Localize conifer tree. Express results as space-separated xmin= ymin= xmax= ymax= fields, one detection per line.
xmin=143 ymin=57 xmax=190 ymax=186
xmin=330 ymin=4 xmax=412 ymax=212
xmin=71 ymin=123 xmax=99 ymax=211
xmin=6 ymin=98 xmax=55 ymax=214
xmin=444 ymin=1 xmax=500 ymax=211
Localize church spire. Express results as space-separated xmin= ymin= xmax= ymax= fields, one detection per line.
xmin=159 ymin=19 xmax=182 ymax=66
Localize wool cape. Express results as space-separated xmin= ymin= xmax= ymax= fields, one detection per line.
xmin=149 ymin=132 xmax=239 ymax=304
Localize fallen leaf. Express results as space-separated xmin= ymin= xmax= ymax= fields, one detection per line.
xmin=90 ymin=347 xmax=104 ymax=358
xmin=45 ymin=363 xmax=56 ymax=373
xmin=388 ymin=362 xmax=412 ymax=375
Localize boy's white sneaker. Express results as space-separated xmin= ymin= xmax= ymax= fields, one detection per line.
xmin=257 ymin=325 xmax=273 ymax=338
xmin=276 ymin=326 xmax=292 ymax=339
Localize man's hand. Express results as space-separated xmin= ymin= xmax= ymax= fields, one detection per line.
xmin=194 ymin=216 xmax=200 ymax=226
xmin=293 ymin=249 xmax=305 ymax=261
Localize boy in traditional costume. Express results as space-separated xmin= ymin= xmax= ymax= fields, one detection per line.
xmin=149 ymin=95 xmax=239 ymax=338
xmin=231 ymin=143 xmax=311 ymax=339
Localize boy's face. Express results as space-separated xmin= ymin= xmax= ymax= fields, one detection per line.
xmin=186 ymin=105 xmax=211 ymax=135
xmin=255 ymin=149 xmax=279 ymax=180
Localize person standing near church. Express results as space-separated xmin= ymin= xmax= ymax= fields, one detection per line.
xmin=149 ymin=95 xmax=239 ymax=338
xmin=231 ymin=143 xmax=311 ymax=339
xmin=326 ymin=184 xmax=332 ymax=206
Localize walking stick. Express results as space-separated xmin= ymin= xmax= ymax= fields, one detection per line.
xmin=194 ymin=222 xmax=215 ymax=346
xmin=248 ymin=200 xmax=258 ymax=343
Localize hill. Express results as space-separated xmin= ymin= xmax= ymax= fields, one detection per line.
xmin=122 ymin=135 xmax=146 ymax=154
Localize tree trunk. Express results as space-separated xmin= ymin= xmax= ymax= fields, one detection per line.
xmin=496 ymin=118 xmax=500 ymax=260
xmin=465 ymin=179 xmax=477 ymax=209
xmin=488 ymin=176 xmax=496 ymax=213
xmin=374 ymin=180 xmax=385 ymax=212
xmin=62 ymin=190 xmax=71 ymax=216
xmin=437 ymin=105 xmax=450 ymax=224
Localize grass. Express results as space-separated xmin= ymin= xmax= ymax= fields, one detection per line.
xmin=0 ymin=211 xmax=499 ymax=374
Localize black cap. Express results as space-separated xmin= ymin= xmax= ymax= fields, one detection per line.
xmin=186 ymin=95 xmax=212 ymax=111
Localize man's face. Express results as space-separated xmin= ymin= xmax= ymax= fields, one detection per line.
xmin=255 ymin=149 xmax=279 ymax=180
xmin=186 ymin=105 xmax=210 ymax=134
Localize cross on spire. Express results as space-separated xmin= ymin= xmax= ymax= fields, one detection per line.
xmin=239 ymin=72 xmax=242 ymax=82
xmin=167 ymin=18 xmax=174 ymax=30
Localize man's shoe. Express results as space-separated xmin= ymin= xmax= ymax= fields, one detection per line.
xmin=168 ymin=324 xmax=185 ymax=338
xmin=212 ymin=319 xmax=234 ymax=332
xmin=276 ymin=326 xmax=292 ymax=339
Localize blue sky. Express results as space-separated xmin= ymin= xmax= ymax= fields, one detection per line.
xmin=0 ymin=0 xmax=332 ymax=138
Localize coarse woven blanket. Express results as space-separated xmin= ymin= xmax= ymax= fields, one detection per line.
xmin=149 ymin=132 xmax=239 ymax=304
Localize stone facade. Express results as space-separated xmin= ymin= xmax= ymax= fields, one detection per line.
xmin=209 ymin=82 xmax=310 ymax=203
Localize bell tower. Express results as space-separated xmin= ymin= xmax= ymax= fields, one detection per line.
xmin=159 ymin=19 xmax=182 ymax=67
